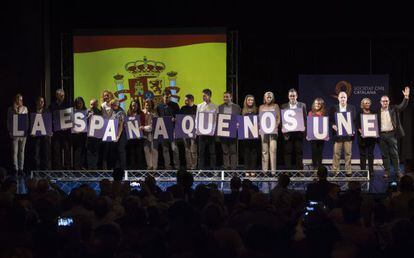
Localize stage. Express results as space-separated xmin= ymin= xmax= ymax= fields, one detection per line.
xmin=27 ymin=166 xmax=381 ymax=194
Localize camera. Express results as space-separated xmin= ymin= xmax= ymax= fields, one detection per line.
xmin=303 ymin=200 xmax=328 ymax=217
xmin=130 ymin=182 xmax=140 ymax=187
xmin=57 ymin=217 xmax=74 ymax=227
xmin=389 ymin=181 xmax=398 ymax=192
xmin=130 ymin=181 xmax=141 ymax=190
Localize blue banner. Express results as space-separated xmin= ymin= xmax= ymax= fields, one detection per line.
xmin=299 ymin=74 xmax=388 ymax=161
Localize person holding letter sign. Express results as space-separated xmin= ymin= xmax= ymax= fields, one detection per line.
xmin=71 ymin=97 xmax=87 ymax=169
xmin=86 ymin=98 xmax=102 ymax=169
xmin=307 ymin=98 xmax=327 ymax=169
xmin=241 ymin=94 xmax=259 ymax=174
xmin=259 ymin=91 xmax=280 ymax=172
xmin=7 ymin=94 xmax=28 ymax=174
xmin=49 ymin=89 xmax=72 ymax=170
xmin=196 ymin=89 xmax=218 ymax=169
xmin=180 ymin=94 xmax=198 ymax=170
xmin=377 ymin=87 xmax=410 ymax=180
xmin=100 ymin=90 xmax=114 ymax=169
xmin=218 ymin=91 xmax=241 ymax=170
xmin=330 ymin=91 xmax=356 ymax=175
xmin=109 ymin=98 xmax=127 ymax=169
xmin=156 ymin=89 xmax=180 ymax=169
xmin=126 ymin=97 xmax=145 ymax=169
xmin=281 ymin=88 xmax=306 ymax=170
xmin=141 ymin=99 xmax=158 ymax=170
xmin=30 ymin=96 xmax=50 ymax=170
xmin=356 ymin=98 xmax=376 ymax=177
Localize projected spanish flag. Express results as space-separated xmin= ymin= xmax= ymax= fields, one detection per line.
xmin=73 ymin=34 xmax=227 ymax=109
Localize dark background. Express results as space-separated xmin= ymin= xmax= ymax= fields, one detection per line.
xmin=1 ymin=0 xmax=413 ymax=169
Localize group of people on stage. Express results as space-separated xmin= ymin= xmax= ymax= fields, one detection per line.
xmin=8 ymin=86 xmax=410 ymax=179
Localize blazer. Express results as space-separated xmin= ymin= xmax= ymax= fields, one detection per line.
xmin=376 ymin=97 xmax=408 ymax=138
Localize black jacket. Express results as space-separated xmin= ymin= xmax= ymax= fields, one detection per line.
xmin=376 ymin=97 xmax=409 ymax=137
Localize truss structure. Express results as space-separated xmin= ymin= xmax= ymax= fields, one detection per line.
xmin=31 ymin=169 xmax=370 ymax=193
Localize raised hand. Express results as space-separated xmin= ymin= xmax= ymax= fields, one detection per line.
xmin=403 ymin=86 xmax=410 ymax=98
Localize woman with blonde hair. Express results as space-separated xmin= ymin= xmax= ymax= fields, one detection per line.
xmin=242 ymin=94 xmax=259 ymax=175
xmin=101 ymin=90 xmax=114 ymax=118
xmin=259 ymin=91 xmax=280 ymax=172
xmin=7 ymin=94 xmax=28 ymax=174
xmin=356 ymin=97 xmax=376 ymax=177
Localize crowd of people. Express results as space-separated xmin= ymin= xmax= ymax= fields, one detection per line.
xmin=1 ymin=166 xmax=414 ymax=258
xmin=8 ymin=86 xmax=410 ymax=180
xmin=3 ymin=85 xmax=414 ymax=258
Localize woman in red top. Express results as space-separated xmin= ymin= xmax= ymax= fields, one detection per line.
xmin=307 ymin=98 xmax=326 ymax=169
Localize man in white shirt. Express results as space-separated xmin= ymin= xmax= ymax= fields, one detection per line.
xmin=377 ymin=87 xmax=410 ymax=180
xmin=196 ymin=89 xmax=218 ymax=169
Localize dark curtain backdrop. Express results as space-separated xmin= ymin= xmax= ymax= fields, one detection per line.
xmin=1 ymin=0 xmax=413 ymax=169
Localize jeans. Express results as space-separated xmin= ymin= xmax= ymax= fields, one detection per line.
xmin=358 ymin=137 xmax=375 ymax=176
xmin=11 ymin=137 xmax=26 ymax=171
xmin=87 ymin=137 xmax=100 ymax=170
xmin=159 ymin=140 xmax=180 ymax=169
xmin=310 ymin=140 xmax=324 ymax=169
xmin=72 ymin=133 xmax=87 ymax=169
xmin=184 ymin=138 xmax=197 ymax=169
xmin=379 ymin=131 xmax=400 ymax=179
xmin=109 ymin=133 xmax=127 ymax=169
xmin=32 ymin=136 xmax=50 ymax=170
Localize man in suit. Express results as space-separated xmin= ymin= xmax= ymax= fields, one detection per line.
xmin=378 ymin=86 xmax=410 ymax=180
xmin=49 ymin=89 xmax=72 ymax=170
xmin=281 ymin=88 xmax=307 ymax=170
xmin=330 ymin=91 xmax=356 ymax=175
